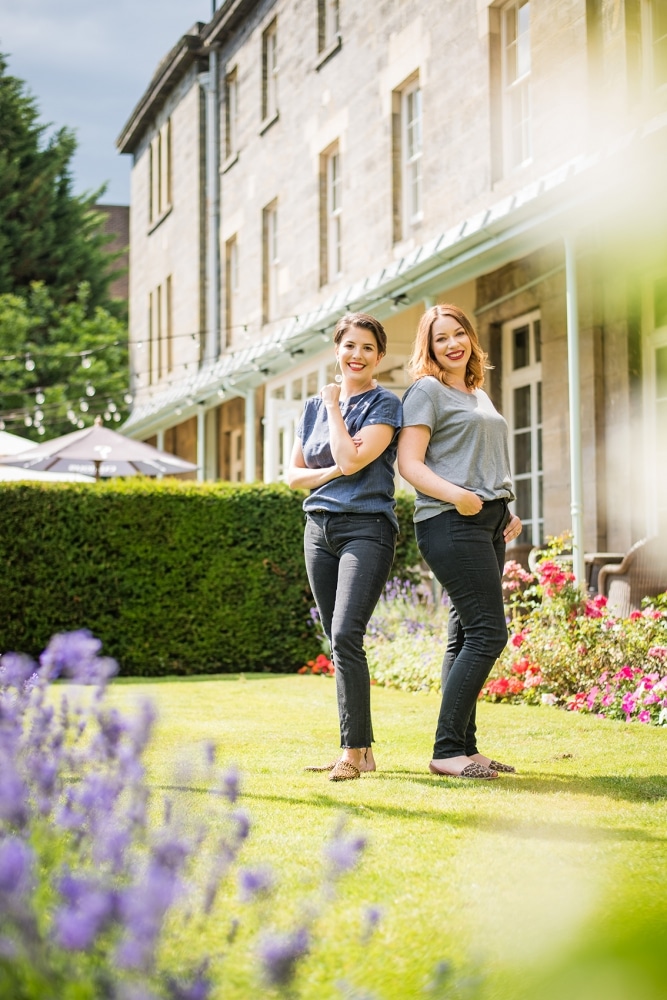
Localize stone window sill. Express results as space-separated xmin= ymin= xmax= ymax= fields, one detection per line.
xmin=147 ymin=204 xmax=173 ymax=235
xmin=259 ymin=111 xmax=279 ymax=136
xmin=316 ymin=35 xmax=342 ymax=71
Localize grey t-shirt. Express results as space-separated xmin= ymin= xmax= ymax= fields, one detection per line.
xmin=401 ymin=376 xmax=515 ymax=522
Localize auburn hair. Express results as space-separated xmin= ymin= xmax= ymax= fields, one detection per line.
xmin=406 ymin=303 xmax=488 ymax=390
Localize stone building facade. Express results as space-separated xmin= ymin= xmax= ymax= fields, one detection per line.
xmin=117 ymin=0 xmax=667 ymax=567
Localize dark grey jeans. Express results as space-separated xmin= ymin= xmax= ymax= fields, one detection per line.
xmin=304 ymin=512 xmax=397 ymax=748
xmin=416 ymin=499 xmax=510 ymax=759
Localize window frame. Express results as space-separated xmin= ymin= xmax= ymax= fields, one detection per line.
xmin=149 ymin=119 xmax=172 ymax=228
xmin=392 ymin=73 xmax=422 ymax=244
xmin=225 ymin=67 xmax=239 ymax=161
xmin=500 ymin=0 xmax=532 ymax=174
xmin=317 ymin=0 xmax=340 ymax=53
xmin=322 ymin=144 xmax=342 ymax=284
xmin=262 ymin=19 xmax=278 ymax=124
xmin=502 ymin=309 xmax=543 ymax=547
xmin=224 ymin=235 xmax=239 ymax=349
xmin=262 ymin=201 xmax=279 ymax=324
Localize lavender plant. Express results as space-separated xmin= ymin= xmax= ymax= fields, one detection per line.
xmin=0 ymin=630 xmax=467 ymax=999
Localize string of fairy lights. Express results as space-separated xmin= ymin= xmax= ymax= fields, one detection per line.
xmin=0 ymin=311 xmax=340 ymax=435
xmin=0 ymin=342 xmax=133 ymax=435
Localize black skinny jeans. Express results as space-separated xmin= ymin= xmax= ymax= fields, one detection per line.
xmin=416 ymin=499 xmax=510 ymax=759
xmin=304 ymin=512 xmax=397 ymax=748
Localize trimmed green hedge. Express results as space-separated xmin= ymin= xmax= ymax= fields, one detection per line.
xmin=0 ymin=480 xmax=420 ymax=675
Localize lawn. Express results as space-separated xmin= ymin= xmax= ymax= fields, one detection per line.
xmin=108 ymin=674 xmax=667 ymax=1000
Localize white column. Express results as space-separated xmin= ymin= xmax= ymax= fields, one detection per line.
xmin=244 ymin=390 xmax=256 ymax=483
xmin=564 ymin=234 xmax=586 ymax=586
xmin=197 ymin=405 xmax=206 ymax=483
xmin=156 ymin=428 xmax=165 ymax=481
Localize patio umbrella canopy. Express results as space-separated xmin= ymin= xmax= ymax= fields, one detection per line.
xmin=0 ymin=429 xmax=37 ymax=456
xmin=0 ymin=465 xmax=95 ymax=483
xmin=0 ymin=420 xmax=197 ymax=480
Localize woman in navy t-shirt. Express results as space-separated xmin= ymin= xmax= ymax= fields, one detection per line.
xmin=288 ymin=313 xmax=402 ymax=781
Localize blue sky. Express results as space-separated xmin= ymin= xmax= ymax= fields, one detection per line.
xmin=0 ymin=0 xmax=213 ymax=205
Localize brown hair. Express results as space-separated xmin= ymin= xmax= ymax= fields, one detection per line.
xmin=406 ymin=303 xmax=488 ymax=390
xmin=333 ymin=312 xmax=387 ymax=356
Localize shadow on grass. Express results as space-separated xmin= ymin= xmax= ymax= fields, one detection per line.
xmin=375 ymin=768 xmax=667 ymax=802
xmin=151 ymin=781 xmax=666 ymax=843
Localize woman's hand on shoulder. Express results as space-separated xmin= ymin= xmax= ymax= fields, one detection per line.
xmin=454 ymin=488 xmax=484 ymax=516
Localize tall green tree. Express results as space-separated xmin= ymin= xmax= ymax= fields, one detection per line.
xmin=0 ymin=53 xmax=121 ymax=310
xmin=0 ymin=282 xmax=130 ymax=441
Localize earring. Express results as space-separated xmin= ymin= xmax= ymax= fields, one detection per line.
xmin=334 ymin=358 xmax=342 ymax=384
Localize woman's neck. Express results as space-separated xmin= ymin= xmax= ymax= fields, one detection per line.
xmin=340 ymin=377 xmax=375 ymax=401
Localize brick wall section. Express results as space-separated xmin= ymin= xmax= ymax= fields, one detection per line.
xmin=96 ymin=204 xmax=129 ymax=302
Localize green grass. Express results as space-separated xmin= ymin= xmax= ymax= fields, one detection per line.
xmin=106 ymin=675 xmax=667 ymax=1000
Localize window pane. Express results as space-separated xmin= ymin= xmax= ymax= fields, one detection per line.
xmin=537 ymin=425 xmax=543 ymax=471
xmin=514 ymin=430 xmax=532 ymax=474
xmin=291 ymin=379 xmax=303 ymax=401
xmin=515 ymin=477 xmax=532 ymax=521
xmin=536 ymin=379 xmax=542 ymax=423
xmin=514 ymin=384 xmax=531 ymax=427
xmin=534 ymin=318 xmax=541 ymax=362
xmin=306 ymin=371 xmax=319 ymax=396
xmin=513 ymin=324 xmax=529 ymax=369
xmin=517 ymin=1 xmax=531 ymax=77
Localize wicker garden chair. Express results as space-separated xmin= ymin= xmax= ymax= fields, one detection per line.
xmin=597 ymin=537 xmax=667 ymax=617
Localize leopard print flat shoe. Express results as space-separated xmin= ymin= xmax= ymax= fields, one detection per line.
xmin=304 ymin=761 xmax=338 ymax=772
xmin=486 ymin=759 xmax=516 ymax=774
xmin=429 ymin=761 xmax=498 ymax=779
xmin=329 ymin=759 xmax=361 ymax=781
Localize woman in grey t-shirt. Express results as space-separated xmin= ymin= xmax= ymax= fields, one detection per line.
xmin=398 ymin=304 xmax=522 ymax=780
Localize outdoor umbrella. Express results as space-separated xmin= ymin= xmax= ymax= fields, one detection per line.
xmin=0 ymin=418 xmax=198 ymax=480
xmin=0 ymin=465 xmax=95 ymax=483
xmin=0 ymin=429 xmax=37 ymax=456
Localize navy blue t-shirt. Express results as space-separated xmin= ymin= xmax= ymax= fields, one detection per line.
xmin=297 ymin=385 xmax=403 ymax=531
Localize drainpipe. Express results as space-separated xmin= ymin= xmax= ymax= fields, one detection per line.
xmin=244 ymin=390 xmax=256 ymax=483
xmin=564 ymin=234 xmax=586 ymax=586
xmin=197 ymin=404 xmax=206 ymax=482
xmin=203 ymin=50 xmax=220 ymax=363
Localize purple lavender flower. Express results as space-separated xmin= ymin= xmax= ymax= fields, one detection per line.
xmin=324 ymin=832 xmax=368 ymax=876
xmin=257 ymin=926 xmax=310 ymax=987
xmin=360 ymin=905 xmax=383 ymax=942
xmin=54 ymin=884 xmax=117 ymax=951
xmin=230 ymin=808 xmax=251 ymax=842
xmin=203 ymin=741 xmax=216 ymax=766
xmin=0 ymin=836 xmax=33 ymax=893
xmin=0 ymin=764 xmax=28 ymax=828
xmin=238 ymin=865 xmax=275 ymax=902
xmin=0 ymin=652 xmax=36 ymax=689
xmin=39 ymin=630 xmax=103 ymax=681
xmin=218 ymin=764 xmax=241 ymax=803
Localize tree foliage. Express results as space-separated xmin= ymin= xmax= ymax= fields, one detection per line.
xmin=0 ymin=282 xmax=129 ymax=441
xmin=0 ymin=52 xmax=122 ymax=310
xmin=0 ymin=53 xmax=129 ymax=440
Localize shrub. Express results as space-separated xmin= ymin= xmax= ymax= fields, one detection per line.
xmin=0 ymin=482 xmax=420 ymax=676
